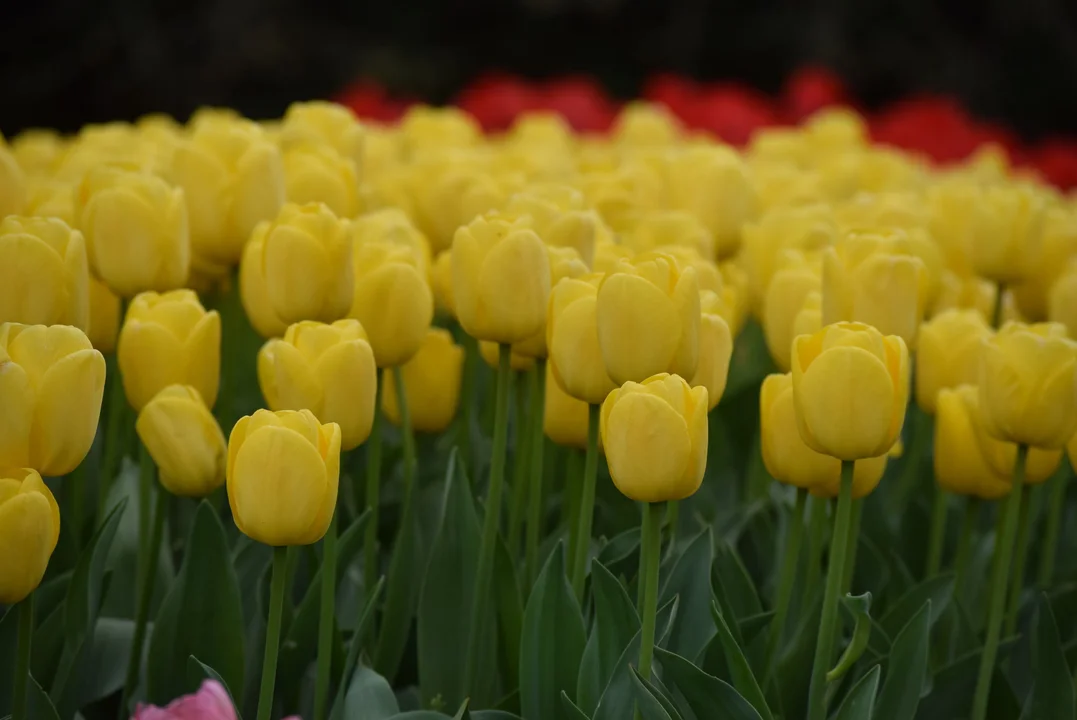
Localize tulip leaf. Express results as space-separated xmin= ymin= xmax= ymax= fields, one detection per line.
xmin=188 ymin=655 xmax=242 ymax=718
xmin=628 ymin=668 xmax=675 ymax=720
xmin=833 ymin=665 xmax=881 ymax=720
xmin=343 ymin=664 xmax=400 ymax=720
xmin=55 ymin=617 xmax=134 ymax=715
xmin=330 ymin=576 xmax=385 ymax=720
xmin=874 ymin=600 xmax=931 ymax=720
xmin=494 ymin=534 xmax=524 ymax=689
xmin=873 ymin=574 xmax=952 ymax=652
xmin=27 ymin=675 xmax=60 ymax=720
xmin=1028 ymin=594 xmax=1076 ymax=720
xmin=146 ymin=500 xmax=245 ymax=706
xmin=827 ymin=592 xmax=873 ymax=684
xmin=520 ymin=543 xmax=586 ymax=720
xmin=659 ymin=527 xmax=716 ymax=663
xmin=561 ymin=690 xmax=593 ymax=720
xmin=709 ymin=599 xmax=773 ymax=720
xmin=653 ymin=647 xmax=763 ymax=720
xmin=376 ymin=485 xmax=426 ymax=683
xmin=576 ymin=560 xmax=640 ymax=714
xmin=63 ymin=499 xmax=126 ymax=651
xmin=595 ymin=527 xmax=641 ymax=581
xmin=712 ymin=539 xmax=763 ymax=627
xmin=0 ymin=608 xmax=16 ymax=712
xmin=913 ymin=637 xmax=1021 ymax=719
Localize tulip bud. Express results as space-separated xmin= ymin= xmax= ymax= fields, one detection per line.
xmin=578 ymin=165 xmax=662 ymax=234
xmin=382 ymin=328 xmax=465 ymax=433
xmin=652 ymin=244 xmax=723 ymax=294
xmin=970 ymin=184 xmax=1049 ymax=285
xmin=169 ymin=119 xmax=286 ymax=265
xmin=793 ymin=291 xmax=823 ymax=339
xmin=1050 ymin=261 xmax=1077 ymax=339
xmin=934 ymin=386 xmax=1011 ymax=499
xmin=280 ymin=101 xmax=365 ymax=170
xmin=24 ymin=178 xmax=76 ymax=226
xmin=596 ymin=251 xmax=700 ymax=385
xmin=452 ymin=212 xmax=551 ymax=344
xmin=1012 ymin=205 xmax=1077 ymax=320
xmin=0 ymin=216 xmax=89 ymax=330
xmin=693 ymin=292 xmax=733 ymax=410
xmin=258 ymin=319 xmax=376 ymax=451
xmin=412 ymin=163 xmax=508 ymax=252
xmin=0 ymin=323 xmax=106 ymax=475
xmin=543 ymin=361 xmax=596 ymax=449
xmin=792 ymin=322 xmax=909 ymax=461
xmin=612 ymin=103 xmax=682 ymax=148
xmin=0 ymin=139 xmax=27 ymax=218
xmin=88 ymin=276 xmax=121 ymax=353
xmin=239 ymin=202 xmax=353 ymax=327
xmin=11 ymin=129 xmax=65 ymax=176
xmin=664 ymin=146 xmax=758 ymax=259
xmin=117 ymin=290 xmax=221 ymax=412
xmin=718 ymin=261 xmax=751 ymax=337
xmin=763 ymin=250 xmax=822 ymax=372
xmin=548 ymin=274 xmax=617 ymax=405
xmin=931 ymin=270 xmax=996 ymax=322
xmin=431 ymin=250 xmax=456 ymax=317
xmin=0 ymin=468 xmax=60 ymax=604
xmin=741 ymin=203 xmax=836 ymax=315
xmin=399 ymin=106 xmax=482 ymax=157
xmin=601 ymin=373 xmax=707 ymax=503
xmin=915 ymin=309 xmax=992 ymax=413
xmin=761 ymin=373 xmax=886 ymax=497
xmin=227 ymin=408 xmax=340 ymax=546
xmin=592 ymin=239 xmax=633 ymax=274
xmin=513 ymin=245 xmax=588 ymax=359
xmin=623 ymin=210 xmax=715 ymax=260
xmin=136 ymin=385 xmax=227 ymax=497
xmin=504 ymin=185 xmax=597 ymax=267
xmin=283 ymin=142 xmax=361 ymax=218
xmin=980 ymin=322 xmax=1077 ymax=449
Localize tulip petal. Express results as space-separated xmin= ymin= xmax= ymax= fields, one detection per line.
xmin=0 ymin=360 xmax=33 ymax=469
xmin=263 ymin=225 xmax=332 ymax=324
xmin=0 ymin=492 xmax=56 ymax=604
xmin=0 ymin=235 xmax=69 ymax=326
xmin=32 ymin=348 xmax=106 ymax=476
xmin=314 ymin=339 xmax=376 ymax=450
xmin=603 ymin=392 xmax=693 ymax=503
xmin=597 ymin=273 xmax=679 ymax=385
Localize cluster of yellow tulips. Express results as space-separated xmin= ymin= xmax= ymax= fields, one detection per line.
xmin=1 ymin=98 xmax=1076 ymax=720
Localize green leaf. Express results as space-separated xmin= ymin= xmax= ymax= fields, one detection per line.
xmin=472 ymin=712 xmax=524 ymax=720
xmin=713 ymin=540 xmax=763 ymax=623
xmin=653 ymin=647 xmax=763 ymax=720
xmin=330 ymin=576 xmax=386 ymax=720
xmin=1028 ymin=594 xmax=1076 ymax=720
xmin=344 ymin=665 xmax=401 ymax=720
xmin=827 ymin=592 xmax=873 ymax=684
xmin=875 ymin=600 xmax=932 ymax=720
xmin=630 ymin=667 xmax=683 ymax=720
xmin=833 ymin=665 xmax=881 ymax=720
xmin=54 ymin=617 xmax=134 ymax=716
xmin=146 ymin=501 xmax=245 ymax=705
xmin=628 ymin=668 xmax=674 ymax=720
xmin=376 ymin=489 xmax=425 ymax=682
xmin=913 ymin=638 xmax=1021 ymax=720
xmin=561 ymin=690 xmax=592 ymax=720
xmin=520 ymin=543 xmax=587 ymax=720
xmin=577 ymin=561 xmax=640 ymax=715
xmin=709 ymin=600 xmax=773 ymax=720
xmin=595 ymin=528 xmax=640 ymax=580
xmin=27 ymin=675 xmax=60 ymax=720
xmin=384 ymin=712 xmax=451 ymax=719
xmin=495 ymin=535 xmax=524 ymax=691
xmin=874 ymin=575 xmax=952 ymax=651
xmin=188 ymin=655 xmax=241 ymax=718
xmin=64 ymin=499 xmax=126 ymax=650
xmin=659 ymin=528 xmax=716 ymax=663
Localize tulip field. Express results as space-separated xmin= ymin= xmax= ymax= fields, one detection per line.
xmin=1 ymin=88 xmax=1077 ymax=720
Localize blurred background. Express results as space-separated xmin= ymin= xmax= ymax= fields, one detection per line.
xmin=3 ymin=0 xmax=1077 ymax=139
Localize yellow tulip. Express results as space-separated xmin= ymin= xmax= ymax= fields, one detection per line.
xmin=227 ymin=408 xmax=340 ymax=546
xmin=169 ymin=119 xmax=286 ymax=265
xmin=601 ymin=373 xmax=707 ymax=503
xmin=930 ymin=270 xmax=996 ymax=322
xmin=75 ymin=167 xmax=190 ymax=297
xmin=927 ymin=180 xmax=980 ymax=276
xmin=822 ymin=231 xmax=926 ymax=347
xmin=612 ymin=103 xmax=682 ymax=147
xmin=980 ymin=322 xmax=1077 ymax=449
xmin=452 ymin=212 xmax=551 ymax=344
xmin=399 ymin=105 xmax=482 ymax=157
xmin=117 ymin=290 xmax=220 ymax=412
xmin=693 ymin=292 xmax=733 ymax=410
xmin=1009 ymin=204 xmax=1077 ymax=320
xmin=0 ymin=323 xmax=106 ymax=475
xmin=1050 ymin=261 xmax=1077 ymax=339
xmin=763 ymin=250 xmax=822 ymax=372
xmin=970 ymin=184 xmax=1049 ymax=285
xmin=349 ymin=207 xmax=432 ymax=274
xmin=0 ymin=139 xmax=26 ymax=218
xmin=136 ymin=385 xmax=227 ymax=497
xmin=792 ymin=322 xmax=909 ymax=460
xmin=239 ymin=202 xmax=353 ymax=326
xmin=592 ymin=239 xmax=634 ymax=274
xmin=504 ymin=185 xmax=597 ymax=267
xmin=283 ymin=142 xmax=361 ymax=218
xmin=718 ymin=261 xmax=750 ymax=337
xmin=761 ymin=373 xmax=886 ymax=497
xmin=24 ymin=178 xmax=76 ymax=226
xmin=915 ymin=309 xmax=993 ymax=414
xmin=508 ymin=112 xmax=574 ymax=150
xmin=431 ymin=250 xmax=456 ymax=317
xmin=280 ymin=101 xmax=365 ymax=170
xmin=347 ymin=213 xmax=433 ymax=367
xmin=741 ymin=203 xmax=836 ymax=314
xmin=623 ymin=210 xmax=715 ymax=260
xmin=547 ymin=274 xmax=617 ymax=405
xmin=654 ymin=245 xmax=723 ymax=294
xmin=257 ymin=319 xmax=376 ymax=451
xmin=513 ymin=245 xmax=588 ymax=358
xmin=543 ymin=361 xmax=597 ymax=449
xmin=933 ymin=386 xmax=1011 ymax=499
xmin=87 ymin=276 xmax=121 ymax=353
xmin=596 ymin=251 xmax=700 ymax=385
xmin=793 ymin=290 xmax=823 ymax=339
xmin=382 ymin=328 xmax=464 ymax=433
xmin=0 ymin=216 xmax=89 ymax=330
xmin=664 ymin=145 xmax=757 ymax=258
xmin=578 ymin=165 xmax=661 ymax=234
xmin=803 ymin=108 xmax=869 ymax=159
xmin=10 ymin=129 xmax=65 ymax=176
xmin=0 ymin=468 xmax=60 ymax=604
xmin=409 ymin=159 xmax=509 ymax=252
xmin=239 ymin=234 xmax=289 ymax=339
xmin=750 ymin=162 xmax=826 ymax=211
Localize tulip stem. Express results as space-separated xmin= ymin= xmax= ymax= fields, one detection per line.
xmin=119 ymin=484 xmax=169 ymax=719
xmin=565 ymin=449 xmax=583 ymax=565
xmin=926 ymin=486 xmax=949 ymax=577
xmin=634 ymin=501 xmax=664 ymax=720
xmin=842 ymin=498 xmax=863 ymax=595
xmin=362 ymin=380 xmax=384 ymax=618
xmin=764 ymin=488 xmax=806 ymax=685
xmin=571 ymin=403 xmax=601 ymax=601
xmin=257 ymin=546 xmax=289 ymax=720
xmin=972 ymin=444 xmax=1028 ymax=720
xmin=1037 ymin=466 xmax=1070 ymax=589
xmin=525 ymin=360 xmax=547 ymax=589
xmin=11 ymin=595 xmax=33 ymax=720
xmin=463 ymin=343 xmax=513 ymax=697
xmin=948 ymin=497 xmax=980 ymax=661
xmin=458 ymin=331 xmax=477 ymax=479
xmin=97 ymin=352 xmax=128 ymax=525
xmin=1004 ymin=484 xmax=1034 ymax=637
xmin=991 ymin=283 xmax=1006 ymax=329
xmin=507 ymin=372 xmax=530 ymax=557
xmin=313 ymin=512 xmax=338 ymax=720
xmin=136 ymin=443 xmax=154 ymax=587
xmin=807 ymin=460 xmax=855 ymax=720
xmin=805 ymin=495 xmax=827 ymax=601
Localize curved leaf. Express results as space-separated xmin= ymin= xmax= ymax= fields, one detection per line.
xmin=827 ymin=593 xmax=873 ymax=683
xmin=561 ymin=690 xmax=592 ymax=720
xmin=630 ymin=667 xmax=683 ymax=720
xmin=875 ymin=600 xmax=931 ymax=720
xmin=653 ymin=647 xmax=763 ymax=720
xmin=833 ymin=665 xmax=881 ymax=720
xmin=659 ymin=528 xmax=716 ymax=663
xmin=709 ymin=600 xmax=773 ymax=720
xmin=344 ymin=665 xmax=400 ymax=720
xmin=1029 ymin=594 xmax=1075 ymax=720
xmin=577 ymin=561 xmax=640 ymax=714
xmin=628 ymin=668 xmax=674 ymax=720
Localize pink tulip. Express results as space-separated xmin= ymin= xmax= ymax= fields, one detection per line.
xmin=133 ymin=680 xmax=300 ymax=720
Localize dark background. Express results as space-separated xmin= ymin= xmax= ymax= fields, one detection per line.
xmin=3 ymin=0 xmax=1077 ymax=139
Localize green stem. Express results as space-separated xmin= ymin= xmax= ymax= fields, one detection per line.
xmin=257 ymin=547 xmax=289 ymax=720
xmin=807 ymin=460 xmax=856 ymax=720
xmin=463 ymin=343 xmax=513 ymax=696
xmin=525 ymin=360 xmax=547 ymax=589
xmin=948 ymin=497 xmax=980 ymax=661
xmin=565 ymin=450 xmax=583 ymax=565
xmin=571 ymin=403 xmax=601 ymax=601
xmin=1004 ymin=484 xmax=1034 ymax=637
xmin=842 ymin=498 xmax=863 ymax=595
xmin=971 ymin=444 xmax=1028 ymax=720
xmin=764 ymin=488 xmax=807 ymax=684
xmin=991 ymin=283 xmax=1006 ymax=329
xmin=1037 ymin=466 xmax=1070 ymax=589
xmin=805 ymin=495 xmax=827 ymax=601
xmin=926 ymin=486 xmax=949 ymax=577
xmin=11 ymin=595 xmax=33 ymax=720
xmin=362 ymin=380 xmax=384 ymax=612
xmin=136 ymin=443 xmax=154 ymax=588
xmin=507 ymin=372 xmax=530 ymax=557
xmin=119 ymin=483 xmax=169 ymax=718
xmin=634 ymin=502 xmax=664 ymax=720
xmin=313 ymin=512 xmax=338 ymax=720
xmin=97 ymin=352 xmax=128 ymax=523
xmin=665 ymin=501 xmax=680 ymax=557
xmin=458 ymin=331 xmax=477 ymax=478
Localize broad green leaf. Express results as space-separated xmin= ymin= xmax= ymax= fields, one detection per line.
xmin=344 ymin=665 xmax=401 ymax=720
xmin=738 ymin=611 xmax=776 ymax=644
xmin=774 ymin=592 xmax=821 ymax=720
xmin=561 ymin=690 xmax=592 ymax=720
xmin=629 ymin=669 xmax=674 ymax=720
xmin=520 ymin=544 xmax=586 ymax=720
xmin=833 ymin=665 xmax=881 ymax=720
xmin=654 ymin=647 xmax=763 ymax=720
xmin=330 ymin=576 xmax=386 ymax=720
xmin=913 ymin=639 xmax=1021 ymax=720
xmin=709 ymin=600 xmax=773 ymax=720
xmin=630 ymin=667 xmax=683 ymax=720
xmin=713 ymin=540 xmax=763 ymax=623
xmin=875 ymin=575 xmax=952 ymax=649
xmin=376 ymin=488 xmax=425 ymax=682
xmin=875 ymin=600 xmax=931 ymax=720
xmin=1028 ymin=595 xmax=1075 ymax=720
xmin=595 ymin=528 xmax=641 ymax=580
xmin=187 ymin=655 xmax=241 ymax=718
xmin=64 ymin=500 xmax=126 ymax=650
xmin=577 ymin=561 xmax=640 ymax=714
xmin=495 ymin=535 xmax=523 ymax=690
xmin=146 ymin=501 xmax=245 ymax=705
xmin=54 ymin=617 xmax=134 ymax=717
xmin=27 ymin=676 xmax=59 ymax=720
xmin=659 ymin=528 xmax=716 ymax=663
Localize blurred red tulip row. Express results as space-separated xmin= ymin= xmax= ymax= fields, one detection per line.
xmin=334 ymin=67 xmax=1077 ymax=191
